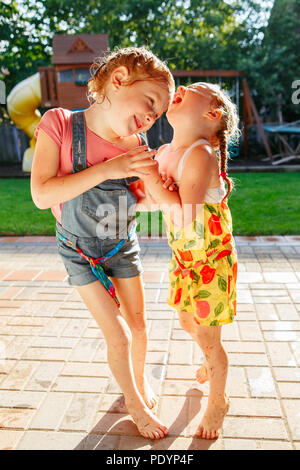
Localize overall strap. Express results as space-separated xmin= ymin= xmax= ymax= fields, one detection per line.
xmin=177 ymin=138 xmax=211 ymax=182
xmin=71 ymin=111 xmax=87 ymax=173
xmin=139 ymin=132 xmax=148 ymax=146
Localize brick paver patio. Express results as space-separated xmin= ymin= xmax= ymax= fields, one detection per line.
xmin=0 ymin=235 xmax=299 ymax=450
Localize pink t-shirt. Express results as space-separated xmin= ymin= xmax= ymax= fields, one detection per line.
xmin=34 ymin=108 xmax=142 ymax=224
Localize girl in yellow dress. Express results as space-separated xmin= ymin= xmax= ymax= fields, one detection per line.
xmin=138 ymin=82 xmax=239 ymax=440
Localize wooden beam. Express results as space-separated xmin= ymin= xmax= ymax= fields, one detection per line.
xmin=243 ymin=91 xmax=249 ymax=160
xmin=172 ymin=70 xmax=244 ymax=78
xmin=242 ymin=79 xmax=273 ymax=162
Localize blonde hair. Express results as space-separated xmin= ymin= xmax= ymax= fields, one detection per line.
xmin=87 ymin=46 xmax=175 ymax=104
xmin=191 ymin=82 xmax=240 ymax=202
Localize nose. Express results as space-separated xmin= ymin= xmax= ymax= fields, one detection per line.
xmin=177 ymin=86 xmax=187 ymax=95
xmin=146 ymin=111 xmax=158 ymax=123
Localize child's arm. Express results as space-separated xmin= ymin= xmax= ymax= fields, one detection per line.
xmin=141 ymin=145 xmax=214 ymax=227
xmin=31 ymin=130 xmax=156 ymax=210
xmin=135 ymin=185 xmax=160 ymax=212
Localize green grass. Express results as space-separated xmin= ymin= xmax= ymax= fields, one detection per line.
xmin=0 ymin=174 xmax=299 ymax=236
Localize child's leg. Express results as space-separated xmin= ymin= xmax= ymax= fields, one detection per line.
xmin=177 ymin=311 xmax=208 ymax=383
xmin=76 ymin=280 xmax=168 ymax=439
xmin=194 ymin=324 xmax=229 ymax=439
xmin=178 ymin=311 xmax=229 ymax=439
xmin=110 ymin=275 xmax=157 ymax=409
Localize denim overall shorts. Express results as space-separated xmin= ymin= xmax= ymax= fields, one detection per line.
xmin=56 ymin=111 xmax=144 ymax=287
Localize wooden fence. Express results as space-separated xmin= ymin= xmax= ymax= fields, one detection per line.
xmin=0 ymin=125 xmax=29 ymax=163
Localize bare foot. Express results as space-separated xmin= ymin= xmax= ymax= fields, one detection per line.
xmin=196 ymin=362 xmax=209 ymax=384
xmin=138 ymin=376 xmax=158 ymax=409
xmin=126 ymin=399 xmax=168 ymax=439
xmin=196 ymin=395 xmax=230 ymax=440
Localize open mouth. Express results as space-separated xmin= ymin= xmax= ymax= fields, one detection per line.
xmin=134 ymin=115 xmax=143 ymax=129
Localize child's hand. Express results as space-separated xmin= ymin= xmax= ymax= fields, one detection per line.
xmin=101 ymin=145 xmax=158 ymax=179
xmin=160 ymin=172 xmax=178 ymax=191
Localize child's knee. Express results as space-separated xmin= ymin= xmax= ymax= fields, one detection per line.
xmin=127 ymin=311 xmax=147 ymax=336
xmin=109 ymin=318 xmax=133 ymax=353
xmin=194 ymin=328 xmax=221 ymax=355
xmin=178 ymin=312 xmax=195 ymax=336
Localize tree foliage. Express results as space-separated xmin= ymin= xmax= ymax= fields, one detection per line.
xmin=0 ymin=0 xmax=299 ymax=123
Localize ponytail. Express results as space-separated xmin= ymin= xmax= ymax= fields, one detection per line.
xmin=217 ymin=129 xmax=233 ymax=203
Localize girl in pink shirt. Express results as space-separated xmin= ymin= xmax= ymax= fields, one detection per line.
xmin=35 ymin=106 xmax=146 ymax=224
xmin=31 ymin=46 xmax=175 ymax=440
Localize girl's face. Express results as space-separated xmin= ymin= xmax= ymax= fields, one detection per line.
xmin=166 ymin=83 xmax=214 ymax=127
xmin=105 ymin=69 xmax=173 ymax=137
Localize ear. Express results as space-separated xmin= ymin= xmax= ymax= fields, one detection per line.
xmin=111 ymin=66 xmax=130 ymax=89
xmin=204 ymin=108 xmax=223 ymax=122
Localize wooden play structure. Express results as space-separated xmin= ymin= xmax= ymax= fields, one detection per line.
xmin=38 ymin=34 xmax=109 ymax=110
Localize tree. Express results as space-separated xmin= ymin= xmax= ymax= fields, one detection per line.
xmin=1 ymin=0 xmax=298 ymax=123
xmin=241 ymin=0 xmax=300 ymax=121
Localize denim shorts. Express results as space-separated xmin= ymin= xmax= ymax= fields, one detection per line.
xmin=56 ymin=223 xmax=143 ymax=286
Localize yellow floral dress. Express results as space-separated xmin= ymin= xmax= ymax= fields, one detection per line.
xmin=164 ymin=198 xmax=238 ymax=326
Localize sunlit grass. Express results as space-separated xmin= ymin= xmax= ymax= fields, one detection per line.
xmin=0 ymin=173 xmax=299 ymax=236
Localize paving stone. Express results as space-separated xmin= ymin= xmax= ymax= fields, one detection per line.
xmin=277 ymin=382 xmax=300 ymax=399
xmin=29 ymin=392 xmax=73 ymax=430
xmin=264 ymin=331 xmax=300 ymax=341
xmin=52 ymin=376 xmax=107 ymax=393
xmin=238 ymin=322 xmax=263 ymax=341
xmin=0 ymin=390 xmax=45 ymax=409
xmin=281 ymin=400 xmax=300 ymax=440
xmin=223 ymin=417 xmax=288 ymax=440
xmin=223 ymin=439 xmax=292 ymax=450
xmin=69 ymin=338 xmax=100 ymax=362
xmin=0 ymin=408 xmax=35 ymax=429
xmin=266 ymin=342 xmax=297 ymax=367
xmin=169 ymin=341 xmax=193 ymax=365
xmin=146 ymin=351 xmax=168 ymax=365
xmin=22 ymin=347 xmax=71 ymax=362
xmin=61 ymin=362 xmax=110 ymax=378
xmin=16 ymin=430 xmax=87 ymax=450
xmin=228 ymin=353 xmax=269 ymax=366
xmin=39 ymin=318 xmax=70 ymax=337
xmin=91 ymin=412 xmax=140 ymax=436
xmin=0 ymin=430 xmax=24 ymax=450
xmin=166 ymin=365 xmax=198 ymax=380
xmin=0 ymin=359 xmax=17 ymax=375
xmin=273 ymin=367 xmax=300 ymax=382
xmin=228 ymin=397 xmax=282 ymax=417
xmin=0 ymin=361 xmax=38 ymax=390
xmin=290 ymin=343 xmax=300 ymax=366
xmin=246 ymin=367 xmax=277 ymax=398
xmin=5 ymin=336 xmax=33 ymax=360
xmin=152 ymin=435 xmax=223 ymax=450
xmin=148 ymin=340 xmax=169 ymax=352
xmin=263 ymin=272 xmax=298 ymax=283
xmin=24 ymin=361 xmax=64 ymax=391
xmin=61 ymin=319 xmax=89 ymax=337
xmin=118 ymin=435 xmax=152 ymax=450
xmin=59 ymin=393 xmax=101 ymax=432
xmin=224 ymin=341 xmax=266 ymax=354
xmin=157 ymin=396 xmax=189 ymax=437
xmin=77 ymin=433 xmax=120 ymax=450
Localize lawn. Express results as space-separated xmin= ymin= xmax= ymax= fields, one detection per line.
xmin=0 ymin=173 xmax=299 ymax=236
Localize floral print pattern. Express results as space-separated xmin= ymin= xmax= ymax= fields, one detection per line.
xmin=164 ymin=200 xmax=238 ymax=326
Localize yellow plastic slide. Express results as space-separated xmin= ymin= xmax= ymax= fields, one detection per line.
xmin=7 ymin=72 xmax=41 ymax=172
